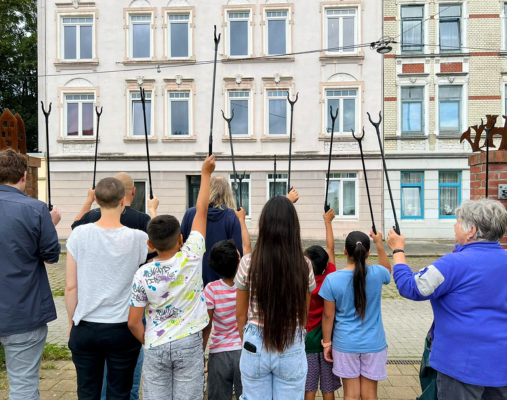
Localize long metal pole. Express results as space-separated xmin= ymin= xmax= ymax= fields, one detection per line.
xmin=140 ymin=87 xmax=153 ymax=200
xmin=209 ymin=26 xmax=221 ymax=156
xmin=222 ymin=110 xmax=240 ymax=210
xmin=287 ymin=92 xmax=299 ymax=193
xmin=369 ymin=111 xmax=400 ymax=235
xmin=325 ymin=106 xmax=338 ymax=212
xmin=41 ymin=102 xmax=53 ymax=211
xmin=273 ymin=155 xmax=277 ymax=197
xmin=352 ymin=128 xmax=377 ymax=234
xmin=92 ymin=107 xmax=103 ymax=190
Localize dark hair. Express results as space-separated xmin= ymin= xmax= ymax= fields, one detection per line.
xmin=304 ymin=245 xmax=329 ymax=276
xmin=209 ymin=239 xmax=239 ymax=279
xmin=147 ymin=215 xmax=181 ymax=252
xmin=0 ymin=149 xmax=28 ymax=185
xmin=95 ymin=177 xmax=125 ymax=209
xmin=250 ymin=196 xmax=308 ymax=352
xmin=345 ymin=231 xmax=370 ymax=320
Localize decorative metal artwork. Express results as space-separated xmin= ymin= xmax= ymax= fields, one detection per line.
xmin=461 ymin=115 xmax=507 ymax=152
xmin=0 ymin=109 xmax=26 ymax=154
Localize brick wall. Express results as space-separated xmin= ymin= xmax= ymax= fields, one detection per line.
xmin=441 ymin=62 xmax=463 ymax=73
xmin=469 ymin=150 xmax=507 ymax=247
xmin=24 ymin=155 xmax=41 ymax=199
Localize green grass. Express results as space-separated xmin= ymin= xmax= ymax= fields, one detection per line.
xmin=52 ymin=289 xmax=65 ymax=297
xmin=0 ymin=344 xmax=5 ymax=371
xmin=41 ymin=344 xmax=72 ymax=362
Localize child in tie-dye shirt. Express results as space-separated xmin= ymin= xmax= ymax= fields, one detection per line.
xmin=128 ymin=155 xmax=216 ymax=400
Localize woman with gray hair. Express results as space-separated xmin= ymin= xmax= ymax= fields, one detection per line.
xmin=387 ymin=199 xmax=507 ymax=399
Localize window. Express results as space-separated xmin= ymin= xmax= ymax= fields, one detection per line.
xmin=168 ymin=92 xmax=190 ymax=136
xmin=325 ymin=90 xmax=357 ymax=134
xmin=401 ymin=6 xmax=424 ymax=53
xmin=228 ymin=12 xmax=250 ymax=56
xmin=325 ymin=9 xmax=356 ymax=53
xmin=229 ymin=174 xmax=251 ymax=217
xmin=268 ymin=173 xmax=288 ymax=198
xmin=267 ymin=90 xmax=288 ymax=135
xmin=131 ymin=181 xmax=147 ymax=213
xmin=130 ymin=15 xmax=151 ymax=59
xmin=327 ymin=173 xmax=357 ymax=217
xmin=131 ymin=92 xmax=152 ymax=136
xmin=64 ymin=94 xmax=94 ymax=136
xmin=229 ymin=91 xmax=251 ymax=136
xmin=439 ymin=5 xmax=461 ymax=52
xmin=266 ymin=10 xmax=288 ymax=55
xmin=62 ymin=17 xmax=93 ymax=60
xmin=439 ymin=172 xmax=461 ymax=218
xmin=168 ymin=14 xmax=190 ymax=58
xmin=504 ymin=4 xmax=507 ymax=49
xmin=401 ymin=87 xmax=424 ymax=134
xmin=439 ymin=86 xmax=462 ymax=133
xmin=187 ymin=176 xmax=201 ymax=208
xmin=401 ymin=172 xmax=424 ymax=219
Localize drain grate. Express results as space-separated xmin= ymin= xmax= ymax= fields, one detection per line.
xmin=387 ymin=359 xmax=421 ymax=365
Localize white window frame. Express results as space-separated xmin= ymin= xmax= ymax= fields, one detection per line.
xmin=323 ymin=88 xmax=360 ymax=135
xmin=326 ymin=173 xmax=359 ymax=219
xmin=266 ymin=173 xmax=289 ymax=199
xmin=63 ymin=93 xmax=96 ymax=137
xmin=435 ymin=81 xmax=468 ymax=136
xmin=502 ymin=3 xmax=507 ymax=50
xmin=323 ymin=7 xmax=359 ymax=55
xmin=129 ymin=13 xmax=153 ymax=60
xmin=435 ymin=2 xmax=468 ymax=55
xmin=166 ymin=12 xmax=192 ymax=59
xmin=397 ymin=2 xmax=430 ymax=55
xmin=60 ymin=16 xmax=94 ymax=61
xmin=227 ymin=89 xmax=253 ymax=137
xmin=264 ymin=9 xmax=291 ymax=56
xmin=168 ymin=91 xmax=192 ymax=137
xmin=226 ymin=10 xmax=253 ymax=57
xmin=132 ymin=180 xmax=148 ymax=214
xmin=265 ymin=89 xmax=290 ymax=136
xmin=129 ymin=90 xmax=154 ymax=137
xmin=228 ymin=174 xmax=252 ymax=218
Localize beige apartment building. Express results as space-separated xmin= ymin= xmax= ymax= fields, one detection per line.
xmin=383 ymin=0 xmax=507 ymax=239
xmin=38 ymin=0 xmax=385 ymax=239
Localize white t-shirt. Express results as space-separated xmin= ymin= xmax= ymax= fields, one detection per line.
xmin=66 ymin=224 xmax=148 ymax=325
xmin=130 ymin=231 xmax=209 ymax=349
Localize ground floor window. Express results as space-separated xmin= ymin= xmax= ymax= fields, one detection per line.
xmin=401 ymin=172 xmax=424 ymax=219
xmin=327 ymin=173 xmax=357 ymax=217
xmin=187 ymin=175 xmax=201 ymax=209
xmin=131 ymin=181 xmax=146 ymax=213
xmin=439 ymin=171 xmax=461 ymax=218
xmin=267 ymin=173 xmax=288 ymax=198
xmin=229 ymin=173 xmax=251 ymax=217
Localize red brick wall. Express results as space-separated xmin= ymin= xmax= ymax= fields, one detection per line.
xmin=24 ymin=155 xmax=40 ymax=199
xmin=469 ymin=151 xmax=507 ymax=247
xmin=441 ymin=62 xmax=463 ymax=73
xmin=402 ymin=63 xmax=424 ymax=74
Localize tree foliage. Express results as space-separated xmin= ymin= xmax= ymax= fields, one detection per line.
xmin=0 ymin=0 xmax=38 ymax=152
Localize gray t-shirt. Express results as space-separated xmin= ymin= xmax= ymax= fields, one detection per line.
xmin=66 ymin=224 xmax=148 ymax=325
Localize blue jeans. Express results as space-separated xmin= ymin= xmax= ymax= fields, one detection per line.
xmin=101 ymin=347 xmax=143 ymax=400
xmin=0 ymin=324 xmax=47 ymax=400
xmin=239 ymin=324 xmax=308 ymax=400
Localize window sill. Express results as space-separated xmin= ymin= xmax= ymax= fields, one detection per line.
xmin=162 ymin=136 xmax=197 ymax=142
xmin=54 ymin=60 xmax=99 ymax=71
xmin=260 ymin=136 xmax=294 ymax=142
xmin=122 ymin=59 xmax=160 ymax=66
xmin=123 ymin=137 xmax=158 ymax=143
xmin=319 ymin=52 xmax=365 ymax=64
xmin=221 ymin=56 xmax=295 ymax=64
xmin=438 ymin=134 xmax=463 ymax=139
xmin=435 ymin=72 xmax=468 ymax=77
xmin=159 ymin=57 xmax=196 ymax=64
xmin=57 ymin=137 xmax=98 ymax=144
xmin=385 ymin=135 xmax=427 ymax=140
xmin=318 ymin=135 xmax=356 ymax=142
xmin=221 ymin=136 xmax=257 ymax=142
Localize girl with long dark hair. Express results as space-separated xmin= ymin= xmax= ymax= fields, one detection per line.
xmin=235 ymin=195 xmax=315 ymax=399
xmin=320 ymin=231 xmax=391 ymax=399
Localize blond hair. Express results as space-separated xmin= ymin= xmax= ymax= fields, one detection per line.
xmin=209 ymin=176 xmax=236 ymax=209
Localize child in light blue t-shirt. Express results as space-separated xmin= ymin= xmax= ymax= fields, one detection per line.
xmin=319 ymin=230 xmax=391 ymax=399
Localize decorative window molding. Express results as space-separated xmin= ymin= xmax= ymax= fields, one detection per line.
xmin=162 ymin=6 xmax=196 ymax=62
xmin=54 ymin=8 xmax=99 ymax=71
xmin=124 ymin=79 xmax=157 ymax=142
xmin=396 ymin=76 xmax=430 ymax=136
xmin=163 ymin=77 xmax=196 ymax=141
xmin=222 ymin=5 xmax=255 ymax=61
xmin=123 ymin=7 xmax=157 ymax=64
xmin=223 ymin=77 xmax=256 ymax=141
xmin=261 ymin=76 xmax=295 ymax=141
xmin=434 ymin=75 xmax=468 ymax=136
xmin=259 ymin=4 xmax=294 ymax=61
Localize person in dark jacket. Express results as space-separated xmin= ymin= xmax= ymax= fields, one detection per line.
xmin=181 ymin=176 xmax=242 ymax=286
xmin=0 ymin=149 xmax=61 ymax=400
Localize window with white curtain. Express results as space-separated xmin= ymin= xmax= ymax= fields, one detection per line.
xmin=325 ymin=90 xmax=357 ymax=134
xmin=401 ymin=172 xmax=424 ymax=219
xmin=62 ymin=17 xmax=93 ymax=60
xmin=229 ymin=174 xmax=251 ymax=217
xmin=266 ymin=10 xmax=288 ymax=55
xmin=130 ymin=15 xmax=151 ymax=59
xmin=439 ymin=5 xmax=462 ymax=52
xmin=401 ymin=6 xmax=424 ymax=53
xmin=325 ymin=9 xmax=356 ymax=53
xmin=65 ymin=94 xmax=95 ymax=136
xmin=168 ymin=92 xmax=190 ymax=136
xmin=327 ymin=173 xmax=357 ymax=217
xmin=131 ymin=91 xmax=152 ymax=136
xmin=401 ymin=87 xmax=424 ymax=134
xmin=439 ymin=172 xmax=461 ymax=217
xmin=267 ymin=173 xmax=288 ymax=198
xmin=439 ymin=86 xmax=462 ymax=133
xmin=168 ymin=14 xmax=190 ymax=58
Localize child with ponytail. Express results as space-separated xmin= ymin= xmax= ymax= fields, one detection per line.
xmin=319 ymin=231 xmax=391 ymax=399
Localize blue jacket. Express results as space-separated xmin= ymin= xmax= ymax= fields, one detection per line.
xmin=394 ymin=242 xmax=507 ymax=387
xmin=181 ymin=205 xmax=242 ymax=286
xmin=0 ymin=185 xmax=60 ymax=336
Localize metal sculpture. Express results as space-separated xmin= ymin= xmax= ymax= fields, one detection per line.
xmin=209 ymin=26 xmax=221 ymax=156
xmin=352 ymin=127 xmax=377 ymax=234
xmin=460 ymin=115 xmax=507 ymax=152
xmin=139 ymin=87 xmax=153 ymax=200
xmin=0 ymin=109 xmax=26 ymax=153
xmin=222 ymin=109 xmax=241 ymax=211
xmin=324 ymin=106 xmax=338 ymax=212
xmin=286 ymin=92 xmax=299 ymax=194
xmin=369 ymin=111 xmax=400 ymax=235
xmin=92 ymin=106 xmax=103 ymax=190
xmin=41 ymin=102 xmax=53 ymax=210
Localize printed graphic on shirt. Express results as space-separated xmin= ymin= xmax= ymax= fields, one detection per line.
xmin=130 ymin=231 xmax=209 ymax=348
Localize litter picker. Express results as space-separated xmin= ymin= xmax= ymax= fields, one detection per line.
xmin=139 ymin=87 xmax=153 ymax=200
xmin=209 ymin=26 xmax=221 ymax=156
xmin=222 ymin=110 xmax=241 ymax=210
xmin=324 ymin=106 xmax=338 ymax=212
xmin=92 ymin=106 xmax=103 ymax=190
xmin=41 ymin=101 xmax=53 ymax=211
xmin=287 ymin=92 xmax=299 ymax=194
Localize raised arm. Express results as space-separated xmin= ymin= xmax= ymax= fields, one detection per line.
xmin=235 ymin=207 xmax=252 ymax=255
xmin=147 ymin=195 xmax=159 ymax=219
xmin=286 ymin=188 xmax=299 ymax=203
xmin=74 ymin=188 xmax=95 ymax=222
xmin=323 ymin=208 xmax=336 ymax=266
xmin=191 ymin=155 xmax=216 ymax=238
xmin=371 ymin=230 xmax=391 ymax=273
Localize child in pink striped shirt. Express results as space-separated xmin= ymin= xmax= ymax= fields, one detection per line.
xmin=203 ymin=207 xmax=251 ymax=400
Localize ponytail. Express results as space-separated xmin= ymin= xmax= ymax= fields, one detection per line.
xmin=345 ymin=231 xmax=371 ymax=321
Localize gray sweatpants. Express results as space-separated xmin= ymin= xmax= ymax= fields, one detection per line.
xmin=207 ymin=350 xmax=242 ymax=400
xmin=142 ymin=332 xmax=204 ymax=400
xmin=437 ymin=372 xmax=507 ymax=400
